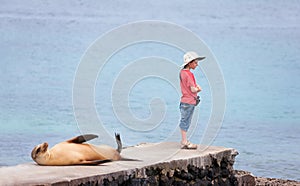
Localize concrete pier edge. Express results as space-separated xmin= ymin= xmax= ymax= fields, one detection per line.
xmin=0 ymin=142 xmax=267 ymax=185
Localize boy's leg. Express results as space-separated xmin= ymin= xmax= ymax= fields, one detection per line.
xmin=181 ymin=129 xmax=188 ymax=144
xmin=179 ymin=103 xmax=195 ymax=146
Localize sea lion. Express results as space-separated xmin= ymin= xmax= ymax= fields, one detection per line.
xmin=31 ymin=133 xmax=123 ymax=166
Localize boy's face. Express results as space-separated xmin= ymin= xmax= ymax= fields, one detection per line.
xmin=188 ymin=60 xmax=198 ymax=70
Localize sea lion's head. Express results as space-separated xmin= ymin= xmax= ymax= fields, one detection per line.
xmin=31 ymin=142 xmax=49 ymax=164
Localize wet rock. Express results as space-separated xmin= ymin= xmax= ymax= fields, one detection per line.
xmin=255 ymin=176 xmax=300 ymax=186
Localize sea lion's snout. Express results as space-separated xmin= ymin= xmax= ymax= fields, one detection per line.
xmin=31 ymin=142 xmax=48 ymax=160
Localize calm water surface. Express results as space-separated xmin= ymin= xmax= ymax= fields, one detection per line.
xmin=0 ymin=0 xmax=299 ymax=181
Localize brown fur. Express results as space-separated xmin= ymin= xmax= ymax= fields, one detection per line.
xmin=31 ymin=134 xmax=121 ymax=166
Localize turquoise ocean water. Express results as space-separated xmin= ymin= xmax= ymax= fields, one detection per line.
xmin=0 ymin=0 xmax=299 ymax=181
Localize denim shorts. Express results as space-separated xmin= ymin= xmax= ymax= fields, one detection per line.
xmin=179 ymin=102 xmax=195 ymax=131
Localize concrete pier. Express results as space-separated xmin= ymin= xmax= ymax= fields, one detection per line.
xmin=0 ymin=142 xmax=250 ymax=185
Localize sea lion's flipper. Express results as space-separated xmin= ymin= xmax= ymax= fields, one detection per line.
xmin=66 ymin=134 xmax=98 ymax=144
xmin=115 ymin=133 xmax=122 ymax=153
xmin=79 ymin=159 xmax=111 ymax=165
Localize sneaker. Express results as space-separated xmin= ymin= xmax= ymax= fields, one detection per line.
xmin=181 ymin=141 xmax=197 ymax=150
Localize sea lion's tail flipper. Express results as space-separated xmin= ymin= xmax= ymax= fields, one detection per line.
xmin=79 ymin=159 xmax=111 ymax=165
xmin=66 ymin=134 xmax=98 ymax=144
xmin=115 ymin=133 xmax=122 ymax=153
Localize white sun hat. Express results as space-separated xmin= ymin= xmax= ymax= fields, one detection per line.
xmin=181 ymin=51 xmax=205 ymax=67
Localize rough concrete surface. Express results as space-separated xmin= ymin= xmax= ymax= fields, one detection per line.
xmin=0 ymin=142 xmax=237 ymax=185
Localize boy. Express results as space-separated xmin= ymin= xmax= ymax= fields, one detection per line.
xmin=179 ymin=51 xmax=205 ymax=149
